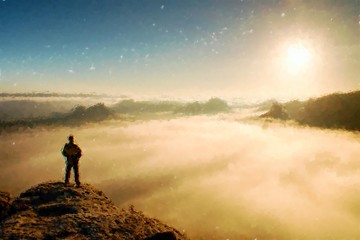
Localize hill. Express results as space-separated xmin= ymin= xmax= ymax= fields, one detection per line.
xmin=0 ymin=103 xmax=114 ymax=131
xmin=0 ymin=182 xmax=188 ymax=240
xmin=111 ymin=97 xmax=230 ymax=115
xmin=297 ymin=91 xmax=360 ymax=130
xmin=260 ymin=90 xmax=360 ymax=131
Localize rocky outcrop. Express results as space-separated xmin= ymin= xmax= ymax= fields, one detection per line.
xmin=0 ymin=191 xmax=12 ymax=221
xmin=260 ymin=102 xmax=289 ymax=120
xmin=0 ymin=181 xmax=188 ymax=240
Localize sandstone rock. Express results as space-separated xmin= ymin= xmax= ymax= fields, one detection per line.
xmin=0 ymin=181 xmax=188 ymax=240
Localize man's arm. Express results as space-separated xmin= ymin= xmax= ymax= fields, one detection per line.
xmin=76 ymin=145 xmax=82 ymax=158
xmin=62 ymin=144 xmax=69 ymax=157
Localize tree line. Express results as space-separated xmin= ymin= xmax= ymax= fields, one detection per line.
xmin=0 ymin=98 xmax=230 ymax=131
xmin=112 ymin=97 xmax=230 ymax=115
xmin=0 ymin=103 xmax=113 ymax=131
xmin=261 ymin=90 xmax=360 ymax=131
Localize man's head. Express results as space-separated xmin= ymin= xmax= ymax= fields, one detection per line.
xmin=68 ymin=135 xmax=74 ymax=143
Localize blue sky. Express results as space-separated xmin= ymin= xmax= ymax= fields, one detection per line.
xmin=0 ymin=0 xmax=359 ymax=99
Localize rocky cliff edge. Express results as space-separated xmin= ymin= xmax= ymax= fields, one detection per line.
xmin=0 ymin=181 xmax=188 ymax=240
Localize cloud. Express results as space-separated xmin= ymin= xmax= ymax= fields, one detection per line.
xmin=1 ymin=116 xmax=360 ymax=239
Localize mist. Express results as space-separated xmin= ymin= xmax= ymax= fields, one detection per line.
xmin=1 ymin=116 xmax=360 ymax=239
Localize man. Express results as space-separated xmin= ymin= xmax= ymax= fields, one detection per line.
xmin=62 ymin=135 xmax=82 ymax=187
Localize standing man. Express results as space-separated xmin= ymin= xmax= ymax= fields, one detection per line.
xmin=62 ymin=135 xmax=82 ymax=187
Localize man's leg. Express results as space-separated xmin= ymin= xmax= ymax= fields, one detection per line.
xmin=65 ymin=160 xmax=73 ymax=185
xmin=73 ymin=159 xmax=81 ymax=187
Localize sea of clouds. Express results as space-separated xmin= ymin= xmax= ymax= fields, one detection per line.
xmin=1 ymin=116 xmax=360 ymax=239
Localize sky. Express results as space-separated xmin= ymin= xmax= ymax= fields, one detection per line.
xmin=0 ymin=0 xmax=359 ymax=100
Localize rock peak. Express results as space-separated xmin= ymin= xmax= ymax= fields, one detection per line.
xmin=0 ymin=181 xmax=187 ymax=240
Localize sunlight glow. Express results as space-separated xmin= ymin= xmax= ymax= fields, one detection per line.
xmin=285 ymin=43 xmax=312 ymax=73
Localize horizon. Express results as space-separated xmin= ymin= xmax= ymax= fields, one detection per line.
xmin=1 ymin=88 xmax=359 ymax=104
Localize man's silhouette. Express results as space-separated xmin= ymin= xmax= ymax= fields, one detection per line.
xmin=62 ymin=135 xmax=82 ymax=187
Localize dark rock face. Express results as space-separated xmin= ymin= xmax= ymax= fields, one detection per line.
xmin=144 ymin=231 xmax=177 ymax=240
xmin=0 ymin=191 xmax=12 ymax=221
xmin=0 ymin=181 xmax=187 ymax=240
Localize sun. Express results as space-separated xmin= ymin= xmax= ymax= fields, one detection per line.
xmin=285 ymin=43 xmax=312 ymax=73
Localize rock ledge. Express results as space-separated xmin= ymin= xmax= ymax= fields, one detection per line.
xmin=0 ymin=181 xmax=187 ymax=240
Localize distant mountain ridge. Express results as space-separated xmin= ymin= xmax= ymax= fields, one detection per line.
xmin=0 ymin=181 xmax=188 ymax=240
xmin=0 ymin=103 xmax=114 ymax=131
xmin=261 ymin=90 xmax=360 ymax=131
xmin=0 ymin=98 xmax=230 ymax=131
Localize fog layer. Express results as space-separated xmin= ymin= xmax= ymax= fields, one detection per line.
xmin=1 ymin=116 xmax=360 ymax=239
